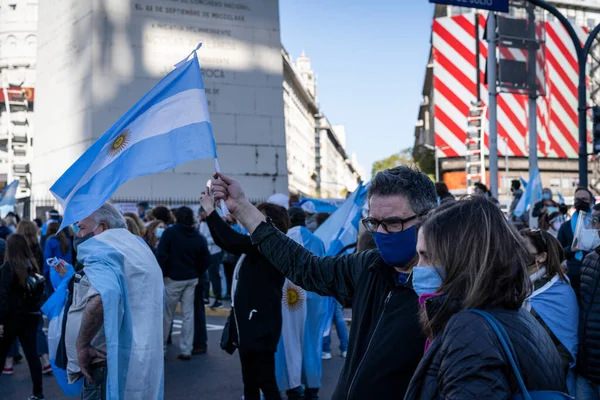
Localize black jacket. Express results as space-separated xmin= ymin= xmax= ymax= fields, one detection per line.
xmin=157 ymin=223 xmax=211 ymax=281
xmin=578 ymin=250 xmax=600 ymax=382
xmin=252 ymin=221 xmax=425 ymax=399
xmin=0 ymin=262 xmax=41 ymax=324
xmin=207 ymin=212 xmax=285 ymax=354
xmin=558 ymin=218 xmax=587 ymax=301
xmin=405 ymin=308 xmax=566 ymax=399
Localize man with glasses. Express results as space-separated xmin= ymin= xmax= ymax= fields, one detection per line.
xmin=208 ymin=166 xmax=437 ymax=400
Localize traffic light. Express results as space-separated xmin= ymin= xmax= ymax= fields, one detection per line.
xmin=593 ymin=106 xmax=600 ymax=154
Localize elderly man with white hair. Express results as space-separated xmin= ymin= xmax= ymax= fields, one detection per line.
xmin=50 ymin=203 xmax=164 ymax=400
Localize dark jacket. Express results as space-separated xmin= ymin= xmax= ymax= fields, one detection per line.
xmin=0 ymin=261 xmax=42 ymax=324
xmin=532 ymin=199 xmax=559 ymax=218
xmin=207 ymin=211 xmax=285 ymax=354
xmin=251 ymin=221 xmax=425 ymax=399
xmin=558 ymin=218 xmax=586 ymax=301
xmin=405 ymin=308 xmax=566 ymax=399
xmin=157 ymin=223 xmax=211 ymax=281
xmin=578 ymin=250 xmax=600 ymax=382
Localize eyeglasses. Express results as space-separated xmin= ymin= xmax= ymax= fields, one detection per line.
xmin=362 ymin=213 xmax=423 ymax=234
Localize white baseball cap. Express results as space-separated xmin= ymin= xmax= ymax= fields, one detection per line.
xmin=301 ymin=201 xmax=316 ymax=215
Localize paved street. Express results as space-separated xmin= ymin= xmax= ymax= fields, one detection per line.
xmin=0 ymin=313 xmax=346 ymax=399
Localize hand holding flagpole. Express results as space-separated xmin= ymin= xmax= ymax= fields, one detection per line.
xmin=214 ymin=159 xmax=229 ymax=215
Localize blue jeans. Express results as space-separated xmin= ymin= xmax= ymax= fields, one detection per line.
xmin=577 ymin=376 xmax=600 ymax=400
xmin=322 ymin=301 xmax=348 ymax=353
xmin=82 ymin=365 xmax=107 ymax=400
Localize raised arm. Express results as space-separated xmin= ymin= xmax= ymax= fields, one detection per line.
xmin=200 ymin=187 xmax=255 ymax=256
xmin=252 ymin=220 xmax=376 ymax=302
xmin=208 ymin=175 xmax=376 ymax=302
xmin=206 ymin=211 xmax=255 ymax=256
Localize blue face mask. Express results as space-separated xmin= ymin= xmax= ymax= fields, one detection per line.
xmin=155 ymin=227 xmax=165 ymax=239
xmin=542 ymin=193 xmax=552 ymax=200
xmin=412 ymin=266 xmax=445 ymax=297
xmin=373 ymin=226 xmax=417 ymax=267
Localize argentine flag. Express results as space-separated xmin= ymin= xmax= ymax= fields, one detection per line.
xmin=514 ymin=167 xmax=542 ymax=218
xmin=276 ymin=226 xmax=332 ymax=391
xmin=0 ymin=179 xmax=19 ymax=217
xmin=315 ymin=182 xmax=370 ymax=256
xmin=51 ymin=44 xmax=217 ymax=229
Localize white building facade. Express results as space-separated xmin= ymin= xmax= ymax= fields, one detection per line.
xmin=283 ymin=49 xmax=362 ymax=198
xmin=0 ymin=0 xmax=37 ymax=198
xmin=1 ymin=0 xmax=362 ymax=211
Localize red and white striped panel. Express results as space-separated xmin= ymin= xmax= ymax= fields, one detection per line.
xmin=432 ymin=14 xmax=591 ymax=159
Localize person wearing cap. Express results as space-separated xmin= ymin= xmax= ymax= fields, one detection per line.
xmin=301 ymin=202 xmax=317 ymax=232
xmin=40 ymin=209 xmax=62 ymax=250
xmin=137 ymin=201 xmax=149 ymax=222
xmin=267 ymin=193 xmax=290 ymax=210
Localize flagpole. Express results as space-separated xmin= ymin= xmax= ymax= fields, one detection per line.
xmin=214 ymin=159 xmax=230 ymax=215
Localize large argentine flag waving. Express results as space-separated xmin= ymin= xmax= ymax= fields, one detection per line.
xmin=51 ymin=44 xmax=216 ymax=229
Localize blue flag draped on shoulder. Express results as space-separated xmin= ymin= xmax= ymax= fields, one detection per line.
xmin=315 ymin=182 xmax=369 ymax=256
xmin=514 ymin=168 xmax=542 ymax=218
xmin=525 ymin=275 xmax=578 ymax=394
xmin=51 ymin=44 xmax=217 ymax=230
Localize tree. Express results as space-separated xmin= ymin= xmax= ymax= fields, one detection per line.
xmin=371 ymin=148 xmax=413 ymax=177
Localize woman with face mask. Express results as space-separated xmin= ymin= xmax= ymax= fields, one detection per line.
xmin=143 ymin=220 xmax=166 ymax=254
xmin=405 ymin=197 xmax=567 ymax=399
xmin=520 ymin=229 xmax=578 ymax=395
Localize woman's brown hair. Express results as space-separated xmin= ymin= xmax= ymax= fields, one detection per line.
xmin=421 ymin=197 xmax=531 ymax=334
xmin=47 ymin=221 xmax=70 ymax=254
xmin=123 ymin=212 xmax=146 ymax=236
xmin=125 ymin=217 xmax=141 ymax=236
xmin=257 ymin=203 xmax=291 ymax=234
xmin=520 ymin=228 xmax=567 ymax=281
xmin=16 ymin=220 xmax=40 ymax=251
xmin=5 ymin=233 xmax=39 ymax=288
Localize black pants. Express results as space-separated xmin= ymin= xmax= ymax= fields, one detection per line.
xmin=204 ymin=252 xmax=223 ymax=300
xmin=193 ymin=280 xmax=208 ymax=349
xmin=0 ymin=314 xmax=44 ymax=398
xmin=239 ymin=351 xmax=281 ymax=400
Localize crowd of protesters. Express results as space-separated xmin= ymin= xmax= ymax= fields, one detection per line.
xmin=7 ymin=165 xmax=600 ymax=399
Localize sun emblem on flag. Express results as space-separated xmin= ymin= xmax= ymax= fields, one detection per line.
xmin=108 ymin=128 xmax=131 ymax=157
xmin=282 ymin=280 xmax=306 ymax=312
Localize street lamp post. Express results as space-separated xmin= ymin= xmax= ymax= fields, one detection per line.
xmin=527 ymin=0 xmax=600 ymax=189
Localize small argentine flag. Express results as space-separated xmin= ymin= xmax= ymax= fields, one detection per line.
xmin=51 ymin=43 xmax=217 ymax=229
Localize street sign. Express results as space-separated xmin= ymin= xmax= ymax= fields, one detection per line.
xmin=429 ymin=0 xmax=509 ymax=13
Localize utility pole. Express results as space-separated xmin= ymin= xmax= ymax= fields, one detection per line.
xmin=488 ymin=12 xmax=499 ymax=198
xmin=527 ymin=3 xmax=539 ymax=180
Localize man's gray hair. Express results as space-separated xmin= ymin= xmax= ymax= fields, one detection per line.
xmin=93 ymin=203 xmax=127 ymax=229
xmin=368 ymin=165 xmax=437 ymax=214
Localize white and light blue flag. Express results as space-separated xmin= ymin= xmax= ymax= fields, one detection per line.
xmin=0 ymin=179 xmax=19 ymax=217
xmin=51 ymin=44 xmax=217 ymax=229
xmin=276 ymin=226 xmax=332 ymax=391
xmin=514 ymin=168 xmax=542 ymax=218
xmin=77 ymin=229 xmax=165 ymax=400
xmin=315 ymin=182 xmax=370 ymax=256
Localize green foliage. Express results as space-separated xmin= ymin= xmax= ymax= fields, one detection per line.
xmin=371 ymin=148 xmax=413 ymax=177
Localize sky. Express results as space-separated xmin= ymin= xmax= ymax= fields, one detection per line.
xmin=279 ymin=0 xmax=435 ymax=177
